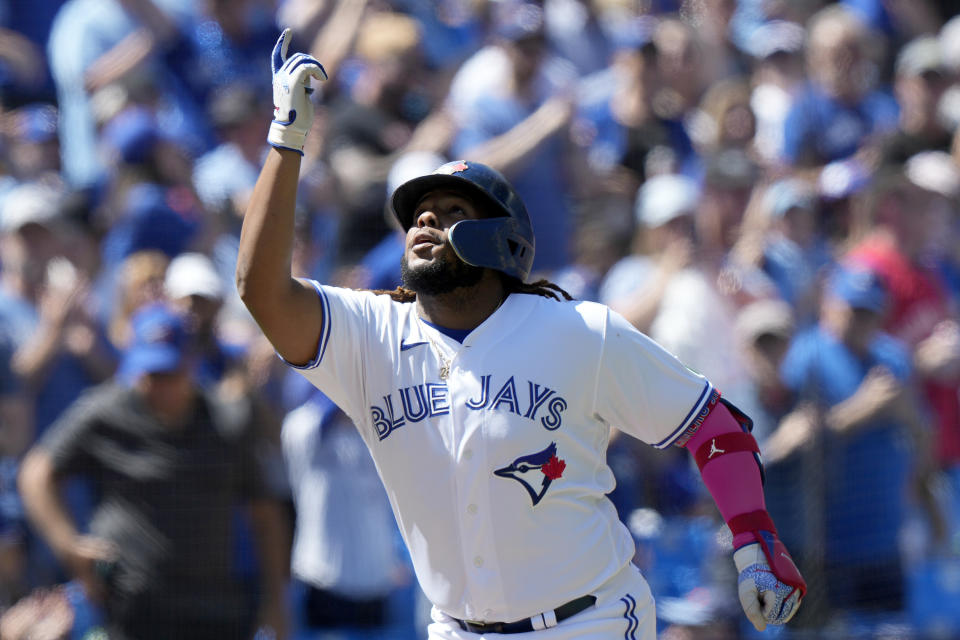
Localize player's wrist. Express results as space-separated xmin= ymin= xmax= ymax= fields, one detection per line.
xmin=268 ymin=123 xmax=308 ymax=154
xmin=732 ymin=530 xmax=763 ymax=550
xmin=732 ymin=542 xmax=764 ymax=572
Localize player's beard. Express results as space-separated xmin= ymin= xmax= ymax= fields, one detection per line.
xmin=401 ymin=251 xmax=485 ymax=296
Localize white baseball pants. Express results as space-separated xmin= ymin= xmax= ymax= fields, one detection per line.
xmin=426 ymin=564 xmax=656 ymax=640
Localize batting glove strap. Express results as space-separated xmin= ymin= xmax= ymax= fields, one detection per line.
xmin=732 ymin=525 xmax=806 ymax=631
xmin=268 ymin=28 xmax=327 ymax=155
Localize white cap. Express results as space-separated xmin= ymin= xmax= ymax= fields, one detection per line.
xmin=165 ymin=252 xmax=224 ymax=300
xmin=635 ymin=174 xmax=699 ymax=228
xmin=895 ymin=36 xmax=944 ymax=77
xmin=0 ymin=182 xmax=62 ymax=232
xmin=748 ymin=20 xmax=805 ymax=59
xmin=939 ymin=15 xmax=960 ymax=72
xmin=735 ymin=298 xmax=795 ymax=343
xmin=905 ymin=151 xmax=960 ymax=200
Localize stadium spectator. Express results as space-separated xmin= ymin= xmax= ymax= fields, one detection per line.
xmin=2 ymin=183 xmax=115 ymax=438
xmin=733 ymin=298 xmax=797 ymax=445
xmin=884 ymin=36 xmax=954 ymax=163
xmin=776 ymin=266 xmax=928 ymax=613
xmin=0 ymin=0 xmax=956 ymax=635
xmin=322 ymin=10 xmax=444 ymax=266
xmin=283 ymin=388 xmax=412 ymax=639
xmin=746 ymin=20 xmax=807 ymax=165
xmin=570 ymin=30 xmax=696 ymax=196
xmin=107 ymin=250 xmax=170 ymax=348
xmin=782 ymin=6 xmax=899 ymax=169
xmin=757 ymin=179 xmax=835 ymax=324
xmin=4 ymin=104 xmax=62 ymax=185
xmin=847 ymin=170 xmax=960 ymax=472
xmin=164 ymin=252 xmax=241 ymax=387
xmin=17 ymin=304 xmax=289 ymax=640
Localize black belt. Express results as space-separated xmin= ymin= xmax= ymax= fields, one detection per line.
xmin=454 ymin=595 xmax=597 ymax=635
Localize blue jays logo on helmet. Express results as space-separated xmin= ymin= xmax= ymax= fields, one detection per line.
xmin=390 ymin=160 xmax=536 ymax=281
xmin=494 ymin=442 xmax=566 ymax=506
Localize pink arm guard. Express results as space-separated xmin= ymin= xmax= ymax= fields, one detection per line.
xmin=682 ymin=401 xmax=766 ymax=548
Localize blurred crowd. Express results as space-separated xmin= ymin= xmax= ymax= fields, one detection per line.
xmin=0 ymin=0 xmax=959 ymax=638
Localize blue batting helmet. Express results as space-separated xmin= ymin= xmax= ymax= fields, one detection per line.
xmin=390 ymin=160 xmax=535 ymax=282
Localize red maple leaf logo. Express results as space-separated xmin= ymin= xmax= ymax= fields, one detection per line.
xmin=541 ymin=455 xmax=566 ymax=480
xmin=449 ymin=161 xmax=469 ymax=173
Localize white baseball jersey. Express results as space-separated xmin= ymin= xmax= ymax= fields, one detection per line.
xmin=285 ymin=281 xmax=714 ymax=627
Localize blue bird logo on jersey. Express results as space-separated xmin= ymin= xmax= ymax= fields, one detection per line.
xmin=494 ymin=442 xmax=566 ymax=506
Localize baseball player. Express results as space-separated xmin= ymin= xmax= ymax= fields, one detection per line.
xmin=237 ymin=30 xmax=806 ymax=638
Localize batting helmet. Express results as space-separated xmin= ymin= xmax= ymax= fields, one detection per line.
xmin=390 ymin=160 xmax=535 ymax=282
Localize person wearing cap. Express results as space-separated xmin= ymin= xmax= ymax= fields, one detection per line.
xmin=0 ymin=184 xmax=116 ymax=437
xmin=7 ymin=104 xmax=61 ymax=183
xmin=599 ymin=174 xmax=756 ymax=407
xmin=600 ymin=174 xmax=699 ymax=334
xmin=903 ymin=150 xmax=960 ymax=305
xmin=759 ymin=179 xmax=834 ymax=324
xmin=164 ymin=252 xmax=245 ymax=389
xmin=747 ymin=20 xmax=806 ymax=165
xmin=777 ymin=265 xmax=931 ymax=613
xmin=847 ymin=170 xmax=960 ymax=475
xmin=728 ymin=298 xmax=803 ymax=613
xmin=17 ymin=303 xmax=290 ymax=640
xmin=883 ymin=36 xmax=954 ymax=164
xmin=733 ymin=299 xmax=797 ymax=445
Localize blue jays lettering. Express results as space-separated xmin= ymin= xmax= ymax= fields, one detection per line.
xmin=369 ymin=375 xmax=568 ymax=441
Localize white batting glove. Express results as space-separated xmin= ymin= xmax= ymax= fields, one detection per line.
xmin=733 ymin=542 xmax=804 ymax=631
xmin=268 ymin=28 xmax=327 ymax=155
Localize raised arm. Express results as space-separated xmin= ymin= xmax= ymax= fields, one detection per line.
xmin=236 ymin=29 xmax=328 ymax=366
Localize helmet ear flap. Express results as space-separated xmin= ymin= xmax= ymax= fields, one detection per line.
xmin=448 ymin=218 xmax=535 ymax=282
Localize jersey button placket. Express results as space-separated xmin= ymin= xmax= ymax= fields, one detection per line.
xmin=452 ymin=353 xmax=498 ymax=615
xmin=445 ymin=350 xmax=488 ymax=609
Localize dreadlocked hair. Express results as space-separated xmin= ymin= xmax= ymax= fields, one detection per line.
xmin=369 ymin=286 xmax=418 ymax=302
xmin=366 ymin=276 xmax=574 ymax=303
xmin=501 ymin=276 xmax=574 ymax=301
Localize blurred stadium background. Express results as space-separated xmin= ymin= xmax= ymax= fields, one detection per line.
xmin=0 ymin=0 xmax=959 ymax=638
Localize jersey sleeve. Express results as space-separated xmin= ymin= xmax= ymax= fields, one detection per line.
xmin=277 ymin=281 xmax=386 ymax=423
xmin=594 ymin=308 xmax=715 ymax=448
xmin=40 ymin=388 xmax=104 ymax=476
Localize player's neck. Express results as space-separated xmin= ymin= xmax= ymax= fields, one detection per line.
xmin=415 ymin=272 xmax=506 ymax=330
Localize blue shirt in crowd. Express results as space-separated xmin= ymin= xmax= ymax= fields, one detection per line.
xmin=782 ymin=84 xmax=899 ymax=166
xmin=779 ymin=325 xmax=912 ymax=564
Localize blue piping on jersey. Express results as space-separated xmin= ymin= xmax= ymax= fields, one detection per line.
xmin=651 ymin=380 xmax=713 ymax=449
xmin=277 ymin=279 xmax=329 ymax=370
